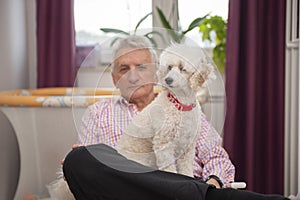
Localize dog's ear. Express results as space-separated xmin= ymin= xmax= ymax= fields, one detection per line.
xmin=189 ymin=61 xmax=216 ymax=91
xmin=190 ymin=72 xmax=206 ymax=91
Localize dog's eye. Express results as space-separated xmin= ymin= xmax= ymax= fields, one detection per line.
xmin=178 ymin=64 xmax=186 ymax=72
xmin=168 ymin=65 xmax=172 ymax=70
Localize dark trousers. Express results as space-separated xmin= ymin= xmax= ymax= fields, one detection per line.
xmin=63 ymin=144 xmax=289 ymax=200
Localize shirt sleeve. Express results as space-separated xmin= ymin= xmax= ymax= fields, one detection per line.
xmin=193 ymin=112 xmax=235 ymax=186
xmin=78 ymin=102 xmax=106 ymax=146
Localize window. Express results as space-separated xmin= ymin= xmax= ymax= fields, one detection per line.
xmin=74 ymin=0 xmax=152 ymax=45
xmin=74 ymin=0 xmax=152 ymax=67
xmin=178 ymin=0 xmax=229 ymax=47
xmin=74 ymin=0 xmax=229 ymax=66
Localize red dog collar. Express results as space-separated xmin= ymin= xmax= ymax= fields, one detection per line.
xmin=167 ymin=92 xmax=196 ymax=111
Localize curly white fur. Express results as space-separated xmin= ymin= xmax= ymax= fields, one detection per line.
xmin=117 ymin=43 xmax=216 ymax=177
xmin=46 ymin=170 xmax=75 ymax=200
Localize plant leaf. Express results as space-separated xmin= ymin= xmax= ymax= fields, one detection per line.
xmin=145 ymin=30 xmax=167 ymax=43
xmin=156 ymin=7 xmax=173 ymax=30
xmin=144 ymin=36 xmax=157 ymax=47
xmin=134 ymin=12 xmax=152 ymax=33
xmin=213 ymin=43 xmax=226 ymax=72
xmin=156 ymin=7 xmax=181 ymax=42
xmin=100 ymin=28 xmax=129 ymax=35
xmin=110 ymin=37 xmax=121 ymax=47
xmin=183 ymin=13 xmax=210 ymax=34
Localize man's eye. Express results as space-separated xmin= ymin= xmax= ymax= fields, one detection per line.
xmin=137 ymin=65 xmax=147 ymax=70
xmin=119 ymin=67 xmax=129 ymax=72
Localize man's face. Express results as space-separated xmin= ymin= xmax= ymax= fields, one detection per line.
xmin=112 ymin=48 xmax=157 ymax=102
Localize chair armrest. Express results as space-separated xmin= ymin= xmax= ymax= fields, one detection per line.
xmin=227 ymin=182 xmax=247 ymax=189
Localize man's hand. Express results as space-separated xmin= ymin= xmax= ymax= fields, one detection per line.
xmin=206 ymin=178 xmax=221 ymax=188
xmin=61 ymin=144 xmax=81 ymax=180
xmin=61 ymin=144 xmax=81 ymax=165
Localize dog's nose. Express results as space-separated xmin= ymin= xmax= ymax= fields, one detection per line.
xmin=165 ymin=77 xmax=173 ymax=85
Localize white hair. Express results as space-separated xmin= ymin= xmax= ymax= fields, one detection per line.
xmin=111 ymin=35 xmax=158 ymax=72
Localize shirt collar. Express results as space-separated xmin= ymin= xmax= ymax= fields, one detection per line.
xmin=112 ymin=93 xmax=159 ymax=111
xmin=113 ymin=95 xmax=137 ymax=109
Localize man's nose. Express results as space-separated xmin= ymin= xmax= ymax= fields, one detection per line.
xmin=127 ymin=69 xmax=140 ymax=83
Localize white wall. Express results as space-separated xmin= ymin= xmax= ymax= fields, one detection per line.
xmin=0 ymin=0 xmax=36 ymax=199
xmin=0 ymin=0 xmax=36 ymax=91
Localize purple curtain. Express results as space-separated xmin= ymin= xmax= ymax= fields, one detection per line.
xmin=224 ymin=0 xmax=286 ymax=194
xmin=36 ymin=0 xmax=76 ymax=88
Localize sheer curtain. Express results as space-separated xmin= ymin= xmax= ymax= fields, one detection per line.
xmin=36 ymin=0 xmax=76 ymax=87
xmin=224 ymin=0 xmax=286 ymax=194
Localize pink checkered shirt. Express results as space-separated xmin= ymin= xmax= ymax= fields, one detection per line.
xmin=78 ymin=96 xmax=235 ymax=186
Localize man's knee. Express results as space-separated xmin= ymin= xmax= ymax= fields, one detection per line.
xmin=63 ymin=146 xmax=89 ymax=176
xmin=63 ymin=144 xmax=114 ymax=178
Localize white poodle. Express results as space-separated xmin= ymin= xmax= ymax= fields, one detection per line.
xmin=116 ymin=43 xmax=216 ymax=177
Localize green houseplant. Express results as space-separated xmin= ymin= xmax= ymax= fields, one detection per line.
xmin=100 ymin=12 xmax=164 ymax=47
xmin=99 ymin=8 xmax=227 ymax=73
xmin=198 ymin=15 xmax=227 ymax=73
xmin=155 ymin=7 xmax=209 ymax=43
xmin=155 ymin=7 xmax=227 ymax=73
xmin=99 ymin=6 xmax=209 ymax=47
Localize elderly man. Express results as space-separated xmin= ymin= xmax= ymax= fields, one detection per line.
xmin=63 ymin=35 xmax=289 ymax=200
